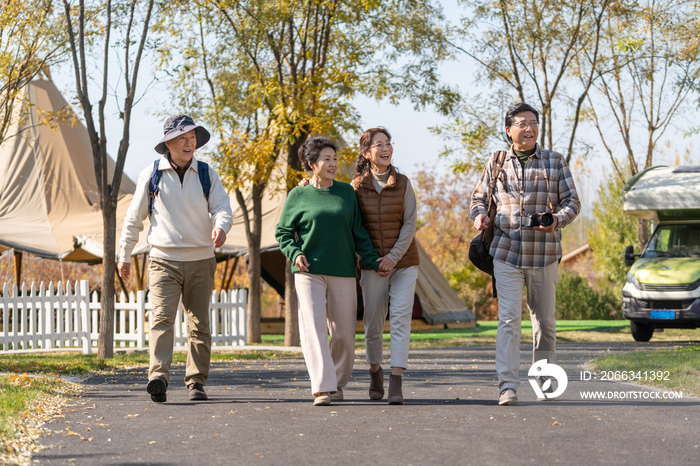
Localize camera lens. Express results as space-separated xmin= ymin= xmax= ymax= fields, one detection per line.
xmin=538 ymin=212 xmax=554 ymax=227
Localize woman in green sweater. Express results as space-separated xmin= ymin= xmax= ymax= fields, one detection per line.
xmin=275 ymin=137 xmax=383 ymax=406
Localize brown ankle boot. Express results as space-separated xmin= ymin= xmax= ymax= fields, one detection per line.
xmin=388 ymin=375 xmax=404 ymax=405
xmin=369 ymin=367 xmax=384 ymax=400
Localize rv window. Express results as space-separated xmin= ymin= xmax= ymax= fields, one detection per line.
xmin=644 ymin=224 xmax=700 ymax=258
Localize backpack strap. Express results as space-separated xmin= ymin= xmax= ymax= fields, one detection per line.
xmin=197 ymin=161 xmax=211 ymax=201
xmin=486 ymin=150 xmax=507 ymax=210
xmin=149 ymin=159 xmax=211 ymax=218
xmin=148 ymin=159 xmax=162 ymax=217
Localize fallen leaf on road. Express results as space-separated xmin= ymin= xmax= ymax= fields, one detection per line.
xmin=550 ymin=421 xmax=562 ymax=426
xmin=81 ymin=437 xmax=93 ymax=442
xmin=149 ymin=441 xmax=156 ymax=444
xmin=126 ymin=414 xmax=140 ymax=418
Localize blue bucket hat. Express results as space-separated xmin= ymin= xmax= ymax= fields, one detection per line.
xmin=154 ymin=115 xmax=211 ymax=154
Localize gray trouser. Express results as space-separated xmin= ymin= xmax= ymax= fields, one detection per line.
xmin=148 ymin=257 xmax=216 ymax=387
xmin=360 ymin=266 xmax=418 ymax=369
xmin=493 ymin=259 xmax=559 ymax=392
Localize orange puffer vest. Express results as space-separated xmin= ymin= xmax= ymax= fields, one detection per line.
xmin=353 ymin=165 xmax=420 ymax=269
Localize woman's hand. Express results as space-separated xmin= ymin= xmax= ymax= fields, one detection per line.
xmin=376 ymin=257 xmax=395 ymax=276
xmin=298 ymin=177 xmax=310 ymax=187
xmin=295 ymin=254 xmax=310 ymax=272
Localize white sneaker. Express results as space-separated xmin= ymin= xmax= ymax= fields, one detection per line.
xmin=313 ymin=394 xmax=331 ymax=406
xmin=330 ymin=387 xmax=343 ymax=401
xmin=499 ymin=388 xmax=518 ymax=406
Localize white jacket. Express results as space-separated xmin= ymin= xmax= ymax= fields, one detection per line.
xmin=118 ymin=156 xmax=233 ymax=263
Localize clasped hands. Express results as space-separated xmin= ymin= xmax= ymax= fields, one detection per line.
xmin=294 ymin=254 xmax=393 ymax=277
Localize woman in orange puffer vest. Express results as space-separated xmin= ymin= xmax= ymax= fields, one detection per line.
xmin=353 ymin=127 xmax=420 ymax=405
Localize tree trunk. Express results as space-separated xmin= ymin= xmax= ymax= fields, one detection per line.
xmin=13 ymin=251 xmax=22 ymax=285
xmin=246 ymin=241 xmax=262 ymax=343
xmin=284 ymin=259 xmax=299 ymax=346
xmin=637 ymin=218 xmax=649 ymax=252
xmin=245 ymin=185 xmax=264 ymax=343
xmin=284 ymin=140 xmax=305 ymax=346
xmin=98 ymin=201 xmax=117 ymax=359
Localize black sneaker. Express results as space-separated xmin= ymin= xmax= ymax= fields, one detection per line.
xmin=147 ymin=376 xmax=167 ymax=403
xmin=188 ymin=382 xmax=208 ymax=401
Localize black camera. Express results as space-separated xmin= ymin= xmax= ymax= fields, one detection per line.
xmin=525 ymin=212 xmax=554 ymax=228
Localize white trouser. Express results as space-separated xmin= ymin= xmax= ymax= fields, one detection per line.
xmin=295 ymin=273 xmax=357 ymax=396
xmin=493 ymin=259 xmax=559 ymax=392
xmin=360 ymin=266 xmax=418 ymax=369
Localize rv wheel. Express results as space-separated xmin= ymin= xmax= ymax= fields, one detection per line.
xmin=630 ymin=321 xmax=654 ymax=342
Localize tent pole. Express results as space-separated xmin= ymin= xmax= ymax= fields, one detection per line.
xmin=219 ymin=258 xmax=230 ymax=293
xmin=133 ymin=254 xmax=143 ymax=291
xmin=140 ymin=253 xmax=147 ymax=289
xmin=13 ymin=250 xmax=22 ymax=285
xmin=116 ymin=269 xmax=128 ymax=295
xmin=224 ymin=257 xmax=239 ymax=290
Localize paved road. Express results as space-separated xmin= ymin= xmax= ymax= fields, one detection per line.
xmin=35 ymin=341 xmax=700 ymax=465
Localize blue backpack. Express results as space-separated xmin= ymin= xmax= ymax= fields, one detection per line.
xmin=148 ymin=159 xmax=211 ymax=217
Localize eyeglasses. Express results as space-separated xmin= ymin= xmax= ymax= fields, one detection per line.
xmin=511 ymin=121 xmax=539 ymax=129
xmin=371 ymin=142 xmax=394 ymax=151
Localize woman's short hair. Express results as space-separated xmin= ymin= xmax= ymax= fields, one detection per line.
xmin=298 ymin=137 xmax=337 ymax=171
xmin=504 ymin=103 xmax=539 ymax=143
xmin=355 ymin=127 xmax=392 ymax=178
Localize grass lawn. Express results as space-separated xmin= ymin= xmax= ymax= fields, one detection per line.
xmin=259 ymin=320 xmax=699 ymax=348
xmin=592 ymin=346 xmax=700 ymax=397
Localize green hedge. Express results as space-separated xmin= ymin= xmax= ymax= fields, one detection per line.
xmin=555 ymin=271 xmax=621 ymax=320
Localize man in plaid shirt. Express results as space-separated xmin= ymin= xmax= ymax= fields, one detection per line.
xmin=470 ymin=103 xmax=581 ymax=406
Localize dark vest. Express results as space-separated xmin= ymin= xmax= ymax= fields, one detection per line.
xmin=353 ymin=165 xmax=420 ymax=269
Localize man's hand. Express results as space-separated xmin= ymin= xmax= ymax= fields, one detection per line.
xmin=117 ymin=261 xmax=131 ymax=281
xmin=376 ymin=257 xmax=395 ymax=276
xmin=212 ymin=228 xmax=227 ymax=248
xmin=474 ymin=213 xmax=490 ymax=230
xmin=533 ymin=214 xmax=558 ymax=233
xmin=295 ymin=254 xmax=310 ymax=272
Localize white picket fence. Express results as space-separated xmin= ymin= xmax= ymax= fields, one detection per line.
xmin=0 ymin=280 xmax=247 ymax=354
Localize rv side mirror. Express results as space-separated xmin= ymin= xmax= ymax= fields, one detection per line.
xmin=624 ymin=245 xmax=636 ymax=266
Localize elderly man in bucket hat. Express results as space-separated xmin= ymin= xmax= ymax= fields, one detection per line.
xmin=118 ymin=115 xmax=232 ymax=403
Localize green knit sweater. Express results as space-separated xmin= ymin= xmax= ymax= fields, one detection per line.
xmin=275 ymin=181 xmax=380 ymax=277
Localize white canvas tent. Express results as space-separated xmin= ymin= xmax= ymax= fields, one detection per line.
xmin=623 ymin=166 xmax=700 ymax=221
xmin=0 ymin=79 xmax=142 ymax=263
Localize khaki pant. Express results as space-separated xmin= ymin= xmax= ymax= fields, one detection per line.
xmin=148 ymin=257 xmax=216 ymax=386
xmin=360 ymin=266 xmax=418 ymax=369
xmin=295 ymin=273 xmax=357 ymax=396
xmin=493 ymin=259 xmax=559 ymax=392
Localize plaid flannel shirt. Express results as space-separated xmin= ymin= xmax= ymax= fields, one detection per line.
xmin=470 ymin=145 xmax=581 ymax=269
